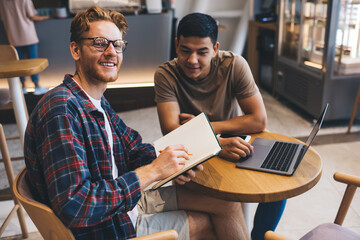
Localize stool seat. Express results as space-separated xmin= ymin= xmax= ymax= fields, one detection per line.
xmin=0 ymin=59 xmax=48 ymax=79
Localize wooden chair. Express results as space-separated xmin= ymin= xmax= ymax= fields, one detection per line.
xmin=130 ymin=230 xmax=178 ymax=240
xmin=347 ymin=84 xmax=360 ymax=133
xmin=0 ymin=124 xmax=28 ymax=238
xmin=265 ymin=172 xmax=360 ymax=240
xmin=13 ymin=167 xmax=178 ymax=240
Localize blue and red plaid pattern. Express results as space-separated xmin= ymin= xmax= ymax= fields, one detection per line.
xmin=24 ymin=75 xmax=156 ymax=239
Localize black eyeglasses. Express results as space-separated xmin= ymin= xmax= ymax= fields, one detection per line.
xmin=80 ymin=37 xmax=128 ymax=53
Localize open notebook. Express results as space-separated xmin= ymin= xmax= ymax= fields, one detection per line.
xmin=152 ymin=112 xmax=222 ymax=190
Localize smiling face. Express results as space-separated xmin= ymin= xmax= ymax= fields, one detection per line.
xmin=175 ymin=36 xmax=219 ymax=81
xmin=70 ymin=20 xmax=123 ymax=86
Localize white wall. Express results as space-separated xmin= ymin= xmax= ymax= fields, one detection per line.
xmin=172 ymin=0 xmax=247 ymax=19
xmin=172 ymin=0 xmax=252 ymax=55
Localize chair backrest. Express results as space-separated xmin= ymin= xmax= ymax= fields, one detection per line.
xmin=13 ymin=168 xmax=75 ymax=240
xmin=264 ymin=171 xmax=360 ymax=240
xmin=14 ymin=168 xmax=178 ymax=240
xmin=333 ymin=171 xmax=360 ymax=225
xmin=0 ymin=45 xmax=19 ymax=62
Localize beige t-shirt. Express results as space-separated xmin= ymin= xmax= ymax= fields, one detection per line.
xmin=154 ymin=50 xmax=259 ymax=121
xmin=0 ymin=0 xmax=39 ymax=46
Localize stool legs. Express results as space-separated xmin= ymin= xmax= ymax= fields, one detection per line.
xmin=347 ymin=86 xmax=360 ymax=133
xmin=7 ymin=77 xmax=29 ymax=148
xmin=0 ymin=124 xmax=28 ymax=238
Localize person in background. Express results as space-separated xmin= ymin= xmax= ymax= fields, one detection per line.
xmin=154 ymin=12 xmax=287 ymax=240
xmin=0 ymin=0 xmax=49 ymax=95
xmin=24 ymin=6 xmax=250 ymax=240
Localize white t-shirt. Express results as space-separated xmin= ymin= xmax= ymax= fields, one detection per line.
xmin=87 ymin=95 xmax=118 ymax=177
xmin=80 ymin=85 xmax=139 ymax=226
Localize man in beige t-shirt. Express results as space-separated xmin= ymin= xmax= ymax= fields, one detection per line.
xmin=154 ymin=12 xmax=287 ymax=240
xmin=0 ymin=0 xmax=49 ymax=95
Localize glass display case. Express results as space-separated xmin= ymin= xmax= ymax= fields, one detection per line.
xmin=275 ymin=0 xmax=360 ymax=120
xmin=333 ymin=0 xmax=360 ymax=76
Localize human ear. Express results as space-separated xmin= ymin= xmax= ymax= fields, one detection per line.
xmin=212 ymin=42 xmax=220 ymax=57
xmin=70 ymin=41 xmax=81 ymax=61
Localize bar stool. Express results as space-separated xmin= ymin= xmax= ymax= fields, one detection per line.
xmin=0 ymin=45 xmax=29 ymax=182
xmin=0 ymin=124 xmax=28 ymax=238
xmin=347 ymin=84 xmax=360 ymax=133
xmin=0 ymin=45 xmax=29 ymax=145
xmin=0 ymin=45 xmax=48 ymax=147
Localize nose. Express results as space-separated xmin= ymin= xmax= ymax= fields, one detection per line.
xmin=187 ymin=52 xmax=198 ymax=64
xmin=104 ymin=42 xmax=118 ymax=55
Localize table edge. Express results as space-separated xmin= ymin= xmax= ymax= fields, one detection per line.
xmin=184 ymin=132 xmax=323 ymax=202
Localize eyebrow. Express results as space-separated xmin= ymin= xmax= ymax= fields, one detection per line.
xmin=179 ymin=45 xmax=209 ymax=51
xmin=86 ymin=37 xmax=123 ymax=41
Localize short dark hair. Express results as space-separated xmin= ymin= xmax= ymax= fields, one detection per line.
xmin=70 ymin=6 xmax=128 ymax=43
xmin=177 ymin=12 xmax=218 ymax=45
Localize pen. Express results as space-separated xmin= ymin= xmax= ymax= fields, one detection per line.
xmin=159 ymin=150 xmax=192 ymax=155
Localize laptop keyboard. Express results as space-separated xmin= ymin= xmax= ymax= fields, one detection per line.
xmin=261 ymin=142 xmax=299 ymax=172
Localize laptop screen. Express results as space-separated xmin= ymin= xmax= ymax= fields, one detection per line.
xmin=305 ymin=104 xmax=329 ymax=147
xmin=293 ymin=104 xmax=328 ymax=170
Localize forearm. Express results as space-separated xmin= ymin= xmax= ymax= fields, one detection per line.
xmin=157 ymin=101 xmax=182 ymax=135
xmin=213 ymin=92 xmax=267 ymax=135
xmin=161 ymin=122 xmax=181 ymax=135
xmin=134 ymin=145 xmax=191 ymax=190
xmin=134 ymin=164 xmax=162 ymax=190
xmin=30 ymin=15 xmax=49 ymax=21
xmin=211 ymin=114 xmax=266 ymax=135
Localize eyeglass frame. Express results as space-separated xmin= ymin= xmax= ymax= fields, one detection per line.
xmin=79 ymin=37 xmax=128 ymax=53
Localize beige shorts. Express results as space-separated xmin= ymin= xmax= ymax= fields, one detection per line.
xmin=135 ymin=186 xmax=189 ymax=240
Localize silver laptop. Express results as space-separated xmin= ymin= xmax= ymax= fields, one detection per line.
xmin=236 ymin=104 xmax=328 ymax=176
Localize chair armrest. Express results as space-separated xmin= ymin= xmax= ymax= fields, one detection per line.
xmin=333 ymin=172 xmax=360 ymax=225
xmin=129 ymin=230 xmax=178 ymax=240
xmin=334 ymin=172 xmax=360 ymax=187
xmin=264 ymin=231 xmax=291 ymax=240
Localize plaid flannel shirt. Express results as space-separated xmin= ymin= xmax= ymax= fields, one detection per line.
xmin=24 ymin=75 xmax=156 ymax=239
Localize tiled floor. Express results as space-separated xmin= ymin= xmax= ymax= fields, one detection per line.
xmin=1 ymin=90 xmax=360 ymax=239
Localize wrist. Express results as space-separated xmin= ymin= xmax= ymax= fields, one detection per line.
xmin=211 ymin=122 xmax=221 ymax=134
xmin=134 ymin=164 xmax=161 ymax=190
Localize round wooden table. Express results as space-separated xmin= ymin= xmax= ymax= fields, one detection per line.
xmin=185 ymin=131 xmax=322 ymax=203
xmin=0 ymin=58 xmax=48 ymax=146
xmin=184 ymin=131 xmax=322 ymax=230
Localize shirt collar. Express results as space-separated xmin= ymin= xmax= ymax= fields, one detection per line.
xmin=63 ymin=74 xmax=102 ymax=114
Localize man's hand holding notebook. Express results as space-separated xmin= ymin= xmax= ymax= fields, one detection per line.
xmin=152 ymin=112 xmax=222 ymax=190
